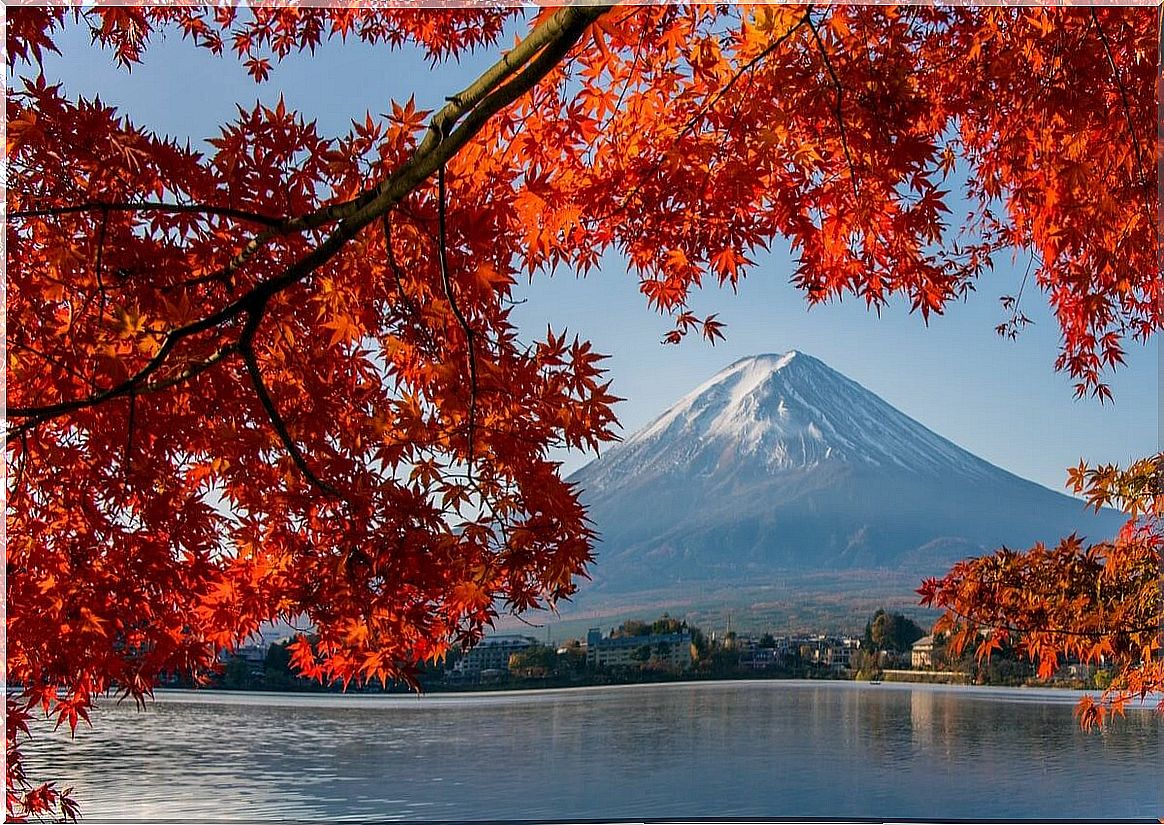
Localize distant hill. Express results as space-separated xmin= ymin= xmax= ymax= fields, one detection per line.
xmin=554 ymin=351 xmax=1124 ymax=626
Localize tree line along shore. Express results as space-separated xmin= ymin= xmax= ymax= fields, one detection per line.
xmin=187 ymin=609 xmax=1110 ymax=695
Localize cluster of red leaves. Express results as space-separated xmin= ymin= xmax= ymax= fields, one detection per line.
xmin=920 ymin=456 xmax=1163 ymax=730
xmin=6 ymin=699 xmax=79 ymax=823
xmin=5 ymin=4 xmax=1159 ymax=817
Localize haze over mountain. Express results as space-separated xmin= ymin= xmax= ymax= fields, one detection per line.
xmin=568 ymin=351 xmax=1125 ymax=598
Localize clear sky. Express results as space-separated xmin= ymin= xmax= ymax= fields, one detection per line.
xmin=24 ymin=16 xmax=1159 ymax=493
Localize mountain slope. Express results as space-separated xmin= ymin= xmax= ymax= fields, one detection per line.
xmin=569 ymin=351 xmax=1125 ymax=595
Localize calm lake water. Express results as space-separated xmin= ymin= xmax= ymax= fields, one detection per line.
xmin=22 ymin=680 xmax=1162 ymax=821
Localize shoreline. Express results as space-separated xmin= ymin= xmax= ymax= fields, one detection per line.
xmin=121 ymin=679 xmax=1164 ymax=710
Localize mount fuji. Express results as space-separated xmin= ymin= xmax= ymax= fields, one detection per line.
xmin=568 ymin=351 xmax=1125 ymax=599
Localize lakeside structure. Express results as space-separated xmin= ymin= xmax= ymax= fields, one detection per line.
xmin=911 ymin=635 xmax=936 ymax=669
xmin=444 ymin=627 xmax=868 ymax=684
xmin=586 ymin=627 xmax=694 ymax=670
xmin=449 ymin=634 xmax=539 ymax=681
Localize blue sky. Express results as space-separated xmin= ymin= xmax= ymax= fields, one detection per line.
xmin=25 ymin=16 xmax=1158 ymax=493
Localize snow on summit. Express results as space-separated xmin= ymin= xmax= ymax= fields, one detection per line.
xmin=587 ymin=350 xmax=992 ymax=493
xmin=567 ymin=350 xmax=1125 ymax=591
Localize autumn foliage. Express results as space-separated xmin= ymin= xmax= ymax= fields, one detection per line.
xmin=5 ymin=4 xmax=1160 ymax=820
xmin=920 ymin=455 xmax=1163 ymax=729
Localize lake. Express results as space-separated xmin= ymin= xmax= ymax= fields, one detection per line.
xmin=21 ymin=680 xmax=1161 ymax=821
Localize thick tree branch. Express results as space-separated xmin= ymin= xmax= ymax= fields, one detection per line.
xmin=180 ymin=3 xmax=613 ymax=299
xmin=6 ymin=3 xmax=611 ymax=445
xmin=142 ymin=343 xmax=237 ymax=393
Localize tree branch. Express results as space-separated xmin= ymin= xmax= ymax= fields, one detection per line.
xmin=599 ymin=10 xmax=809 ymax=224
xmin=381 ymin=212 xmax=421 ymax=324
xmin=93 ymin=206 xmax=110 ymax=327
xmin=806 ymin=12 xmax=861 ymax=204
xmin=937 ymin=601 xmax=1161 ymax=643
xmin=9 ymin=432 xmax=29 ymax=506
xmin=1089 ymin=8 xmax=1154 ymax=231
xmin=238 ymin=311 xmax=337 ymax=497
xmin=124 ymin=389 xmax=136 ymax=483
xmin=11 ymin=201 xmax=286 ymax=229
xmin=6 ymin=3 xmax=611 ymax=444
xmin=436 ymin=165 xmax=479 ymax=481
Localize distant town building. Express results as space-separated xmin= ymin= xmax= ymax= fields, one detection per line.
xmin=451 ymin=634 xmax=539 ymax=679
xmin=793 ymin=635 xmax=862 ymax=671
xmin=740 ymin=647 xmax=780 ymax=671
xmin=586 ymin=627 xmax=693 ymax=670
xmin=218 ymin=642 xmax=270 ymax=674
xmin=911 ymin=635 xmax=936 ymax=669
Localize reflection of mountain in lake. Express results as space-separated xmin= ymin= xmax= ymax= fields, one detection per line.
xmin=567 ymin=351 xmax=1123 ymax=605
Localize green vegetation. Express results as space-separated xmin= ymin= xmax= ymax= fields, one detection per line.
xmin=863 ymin=609 xmax=926 ymax=654
xmin=199 ymin=609 xmax=1103 ymax=695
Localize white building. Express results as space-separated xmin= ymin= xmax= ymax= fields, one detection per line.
xmin=585 ymin=628 xmax=693 ymax=670
xmin=452 ymin=634 xmax=539 ymax=678
xmin=911 ymin=635 xmax=936 ymax=669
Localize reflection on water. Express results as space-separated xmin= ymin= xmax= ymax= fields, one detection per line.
xmin=22 ymin=681 xmax=1161 ymax=822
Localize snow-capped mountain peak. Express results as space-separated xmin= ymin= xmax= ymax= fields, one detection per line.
xmin=565 ymin=351 xmax=1123 ymax=594
xmin=582 ymin=351 xmax=991 ymax=493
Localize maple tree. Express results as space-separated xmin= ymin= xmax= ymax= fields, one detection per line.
xmin=5 ymin=3 xmax=1160 ymax=820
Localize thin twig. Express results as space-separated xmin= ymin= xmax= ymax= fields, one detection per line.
xmin=381 ymin=212 xmax=421 ymax=323
xmin=938 ymin=602 xmax=1161 ymax=641
xmin=11 ymin=201 xmax=286 ymax=228
xmin=436 ymin=165 xmax=479 ymax=482
xmin=10 ymin=341 xmax=96 ymax=388
xmin=596 ymin=10 xmax=810 ymax=224
xmin=9 ymin=432 xmax=29 ymax=505
xmin=238 ymin=311 xmax=337 ymax=497
xmin=588 ymin=7 xmax=650 ymax=163
xmin=94 ymin=206 xmax=110 ymax=326
xmin=125 ymin=389 xmax=136 ymax=483
xmin=807 ymin=11 xmax=861 ymax=204
xmin=1090 ymin=8 xmax=1154 ymax=231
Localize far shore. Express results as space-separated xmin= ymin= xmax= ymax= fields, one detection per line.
xmin=119 ymin=679 xmax=1164 ymax=710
